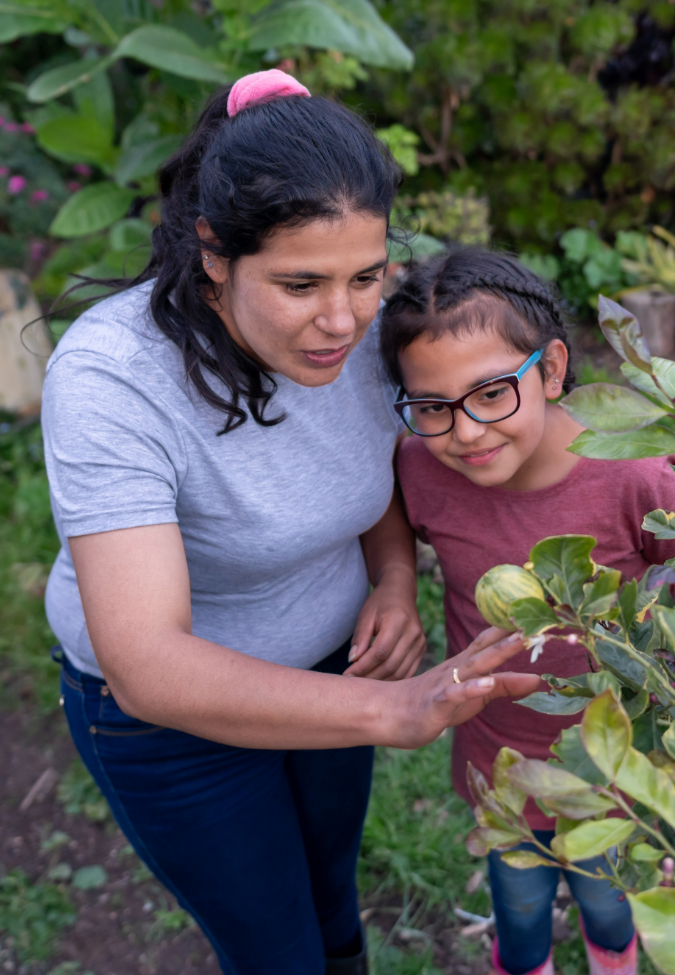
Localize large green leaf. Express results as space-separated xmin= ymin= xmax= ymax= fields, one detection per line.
xmin=550 ymin=725 xmax=608 ymax=786
xmin=567 ymin=426 xmax=675 ymax=460
xmin=627 ymin=888 xmax=675 ymax=975
xmin=73 ymin=69 xmax=115 ymax=140
xmin=27 ymin=56 xmax=116 ymax=103
xmin=560 ymin=383 xmax=669 ymax=432
xmin=509 ymin=597 xmax=560 ymax=637
xmin=643 ymin=509 xmax=675 ymax=540
xmin=581 ymin=690 xmax=632 ymax=780
xmin=597 ymin=294 xmax=652 ymax=373
xmin=50 ymin=184 xmax=136 ymax=238
xmin=493 ymin=747 xmax=527 ymax=817
xmin=529 ymin=535 xmax=596 ymax=608
xmin=540 ymin=790 xmax=618 ymax=820
xmin=621 ymin=362 xmax=673 ymax=409
xmin=36 ymin=116 xmax=116 ymax=170
xmin=596 ymin=638 xmax=647 ymax=692
xmin=0 ymin=6 xmax=68 ymax=42
xmin=550 ymin=817 xmax=634 ymax=861
xmin=247 ymin=0 xmax=414 ymax=70
xmin=516 ymin=691 xmax=589 ymax=715
xmin=466 ymin=826 xmax=523 ymax=856
xmin=115 ymin=134 xmax=183 ymax=187
xmin=652 ymin=357 xmax=675 ymax=400
xmin=615 ymin=747 xmax=675 ymax=828
xmin=579 ymin=569 xmax=621 ymax=620
xmin=115 ymin=26 xmax=232 ymax=83
xmin=507 ymin=758 xmax=593 ymax=798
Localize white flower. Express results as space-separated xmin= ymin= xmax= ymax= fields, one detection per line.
xmin=525 ymin=634 xmax=547 ymax=664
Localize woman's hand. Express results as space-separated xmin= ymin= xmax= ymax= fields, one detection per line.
xmin=384 ymin=626 xmax=541 ymax=749
xmin=344 ymin=564 xmax=426 ymax=680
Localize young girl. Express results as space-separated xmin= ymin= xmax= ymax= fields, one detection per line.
xmin=380 ymin=249 xmax=675 ymax=975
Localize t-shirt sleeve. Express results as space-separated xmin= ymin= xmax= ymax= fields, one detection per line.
xmin=637 ymin=457 xmax=675 ymax=565
xmin=42 ymin=350 xmax=187 ymax=537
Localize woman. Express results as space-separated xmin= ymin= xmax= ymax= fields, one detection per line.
xmin=42 ymin=70 xmax=539 ymax=975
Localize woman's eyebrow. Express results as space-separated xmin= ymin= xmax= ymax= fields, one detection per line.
xmin=269 ymin=258 xmax=388 ymax=280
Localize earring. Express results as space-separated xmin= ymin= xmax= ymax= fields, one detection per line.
xmin=204 ymin=254 xmax=213 ymax=268
xmin=552 ymin=378 xmax=560 ymax=388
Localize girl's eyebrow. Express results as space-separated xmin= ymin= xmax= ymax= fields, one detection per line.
xmin=406 ymin=371 xmax=509 ymax=401
xmin=269 ymin=258 xmax=387 ymax=280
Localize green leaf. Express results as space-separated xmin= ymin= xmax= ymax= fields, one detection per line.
xmin=643 ymin=509 xmax=675 ymax=540
xmin=500 ymin=851 xmax=557 ymax=869
xmin=465 ymin=826 xmax=523 ymax=856
xmin=663 ymin=723 xmax=675 ymax=762
xmin=529 ymin=534 xmax=596 ymax=609
xmin=560 ymin=384 xmax=669 ymax=432
xmin=567 ymin=426 xmax=675 ymax=460
xmin=618 ymin=578 xmax=638 ymax=630
xmin=620 ymin=362 xmax=672 ymax=409
xmin=115 ymin=26 xmax=232 ymax=84
xmin=581 ymin=689 xmax=632 ymax=780
xmin=386 ymin=233 xmax=445 ymax=264
xmin=653 ymin=605 xmax=675 ymax=652
xmin=625 ymin=688 xmax=650 ymax=720
xmin=540 ymin=790 xmax=618 ymax=820
xmin=550 ymin=818 xmax=634 ymax=861
xmin=73 ymin=68 xmax=115 ymax=141
xmin=596 ymin=638 xmax=647 ymax=692
xmin=516 ymin=691 xmax=589 ymax=715
xmin=109 ymin=219 xmax=152 ymax=252
xmin=627 ymin=888 xmax=675 ymax=975
xmin=652 ymin=357 xmax=675 ymax=401
xmin=550 ymin=725 xmax=608 ymax=786
xmin=597 ymin=294 xmax=652 ymax=373
xmin=493 ymin=747 xmax=527 ymax=816
xmin=560 ymin=228 xmax=604 ymax=264
xmin=27 ymin=56 xmax=116 ymax=103
xmin=579 ymin=569 xmax=622 ymax=620
xmin=248 ymin=0 xmax=414 ymax=70
xmin=72 ymin=865 xmax=108 ymax=889
xmin=615 ymin=747 xmax=675 ymax=828
xmin=50 ymin=184 xmax=135 ymax=238
xmin=115 ymin=134 xmax=183 ymax=187
xmin=36 ymin=116 xmax=116 ymax=170
xmin=586 ymin=670 xmax=623 ymax=698
xmin=509 ymin=597 xmax=560 ymax=637
xmin=507 ymin=758 xmax=593 ymax=798
xmin=0 ymin=8 xmax=68 ymax=43
xmin=630 ymin=842 xmax=664 ymax=863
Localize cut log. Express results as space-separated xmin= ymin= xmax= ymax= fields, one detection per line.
xmin=0 ymin=269 xmax=53 ymax=414
xmin=620 ymin=289 xmax=675 ymax=359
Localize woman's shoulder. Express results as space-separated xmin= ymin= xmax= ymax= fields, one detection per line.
xmin=47 ymin=280 xmax=166 ymax=375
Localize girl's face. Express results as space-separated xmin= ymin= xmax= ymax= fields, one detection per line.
xmin=398 ymin=324 xmax=568 ymax=489
xmin=199 ymin=211 xmax=388 ymax=387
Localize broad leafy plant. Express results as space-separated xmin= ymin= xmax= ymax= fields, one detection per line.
xmin=469 ymin=302 xmax=675 ymax=971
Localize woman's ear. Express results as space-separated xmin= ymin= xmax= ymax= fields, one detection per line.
xmin=542 ymin=339 xmax=568 ymax=401
xmin=195 ymin=217 xmax=229 ymax=285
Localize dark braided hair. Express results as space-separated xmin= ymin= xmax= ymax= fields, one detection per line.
xmin=381 ymin=248 xmax=575 ymax=393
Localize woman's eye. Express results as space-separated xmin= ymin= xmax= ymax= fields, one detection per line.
xmin=355 ymin=274 xmax=380 ymax=286
xmin=285 ymin=282 xmax=316 ymax=294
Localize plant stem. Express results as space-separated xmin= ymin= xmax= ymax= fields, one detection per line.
xmin=594 ymin=630 xmax=675 ymax=703
xmin=604 ymin=786 xmax=675 ymax=859
xmin=517 ymin=826 xmax=628 ymax=889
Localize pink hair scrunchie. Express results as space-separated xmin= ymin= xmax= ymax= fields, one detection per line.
xmin=227 ymin=69 xmax=311 ymax=118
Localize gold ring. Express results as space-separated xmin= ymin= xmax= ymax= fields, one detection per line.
xmin=453 ymin=667 xmax=461 ymax=684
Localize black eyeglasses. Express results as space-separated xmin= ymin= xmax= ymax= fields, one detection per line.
xmin=394 ymin=350 xmax=544 ymax=438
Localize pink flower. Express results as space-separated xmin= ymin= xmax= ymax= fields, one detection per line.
xmin=4 ymin=122 xmax=18 ymax=132
xmin=67 ymin=181 xmax=81 ymax=193
xmin=72 ymin=163 xmax=92 ymax=176
xmin=7 ymin=175 xmax=26 ymax=194
xmin=31 ymin=189 xmax=49 ymax=203
xmin=21 ymin=123 xmax=35 ymax=134
xmin=30 ymin=241 xmax=47 ymax=262
xmin=0 ymin=167 xmax=7 ymax=177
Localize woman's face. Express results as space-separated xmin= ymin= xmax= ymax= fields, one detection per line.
xmin=200 ymin=211 xmax=388 ymax=386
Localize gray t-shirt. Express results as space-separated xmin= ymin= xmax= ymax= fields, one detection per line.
xmin=42 ymin=283 xmax=401 ymax=678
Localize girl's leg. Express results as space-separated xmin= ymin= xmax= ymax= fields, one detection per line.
xmin=564 ymin=856 xmax=635 ymax=968
xmin=60 ymin=657 xmax=327 ymax=975
xmin=488 ymin=831 xmax=559 ymax=975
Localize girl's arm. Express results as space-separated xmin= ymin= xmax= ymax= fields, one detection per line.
xmin=69 ymin=523 xmax=540 ymax=751
xmin=345 ymin=482 xmax=425 ymax=680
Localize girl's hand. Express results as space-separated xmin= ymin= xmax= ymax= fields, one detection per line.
xmin=385 ymin=627 xmax=541 ymax=749
xmin=344 ymin=565 xmax=426 ymax=680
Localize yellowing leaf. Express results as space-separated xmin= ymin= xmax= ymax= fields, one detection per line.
xmin=627 ymin=887 xmax=675 ymax=975
xmin=581 ymin=689 xmax=632 ymax=780
xmin=550 ymin=817 xmax=634 ymax=861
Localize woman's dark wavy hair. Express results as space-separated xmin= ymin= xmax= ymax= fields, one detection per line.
xmin=64 ymin=87 xmax=401 ymax=434
xmin=380 ymin=248 xmax=575 ymax=393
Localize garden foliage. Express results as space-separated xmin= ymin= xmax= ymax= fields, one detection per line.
xmin=469 ymin=302 xmax=675 ymax=974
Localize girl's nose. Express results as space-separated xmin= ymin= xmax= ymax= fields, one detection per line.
xmin=452 ymin=409 xmax=488 ymax=444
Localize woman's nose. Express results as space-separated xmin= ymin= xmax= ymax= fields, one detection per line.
xmin=314 ymin=291 xmax=356 ymax=336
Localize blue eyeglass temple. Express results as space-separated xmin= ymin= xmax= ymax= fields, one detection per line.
xmin=514 ymin=348 xmax=543 ymax=380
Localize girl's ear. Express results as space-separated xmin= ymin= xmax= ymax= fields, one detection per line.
xmin=542 ymin=339 xmax=568 ymax=401
xmin=196 ymin=217 xmax=229 ymax=285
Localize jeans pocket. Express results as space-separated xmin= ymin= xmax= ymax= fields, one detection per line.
xmin=83 ymin=687 xmax=165 ymax=738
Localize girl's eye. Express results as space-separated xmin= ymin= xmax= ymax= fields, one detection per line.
xmin=477 ymin=385 xmax=508 ymax=403
xmin=420 ymin=403 xmax=450 ymax=416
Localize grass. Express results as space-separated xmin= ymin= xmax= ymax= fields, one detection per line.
xmin=0 ymin=870 xmax=75 ymax=963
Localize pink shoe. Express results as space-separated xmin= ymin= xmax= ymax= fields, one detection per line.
xmin=579 ymin=916 xmax=637 ymax=975
xmin=491 ymin=937 xmax=554 ymax=975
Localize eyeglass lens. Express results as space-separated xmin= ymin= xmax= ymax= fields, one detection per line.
xmin=401 ymin=380 xmax=518 ymax=435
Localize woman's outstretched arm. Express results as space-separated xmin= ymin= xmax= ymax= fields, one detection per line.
xmin=69 ymin=523 xmax=539 ymax=751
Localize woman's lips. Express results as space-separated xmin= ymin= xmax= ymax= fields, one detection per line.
xmin=458 ymin=444 xmax=506 ymax=467
xmin=301 ymin=345 xmax=349 ymax=368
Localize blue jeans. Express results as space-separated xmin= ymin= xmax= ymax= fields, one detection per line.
xmin=489 ymin=831 xmax=634 ymax=974
xmin=57 ymin=640 xmax=373 ymax=975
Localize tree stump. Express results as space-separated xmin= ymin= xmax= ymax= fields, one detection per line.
xmin=0 ymin=270 xmax=52 ymax=414
xmin=619 ymin=289 xmax=675 ymax=359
